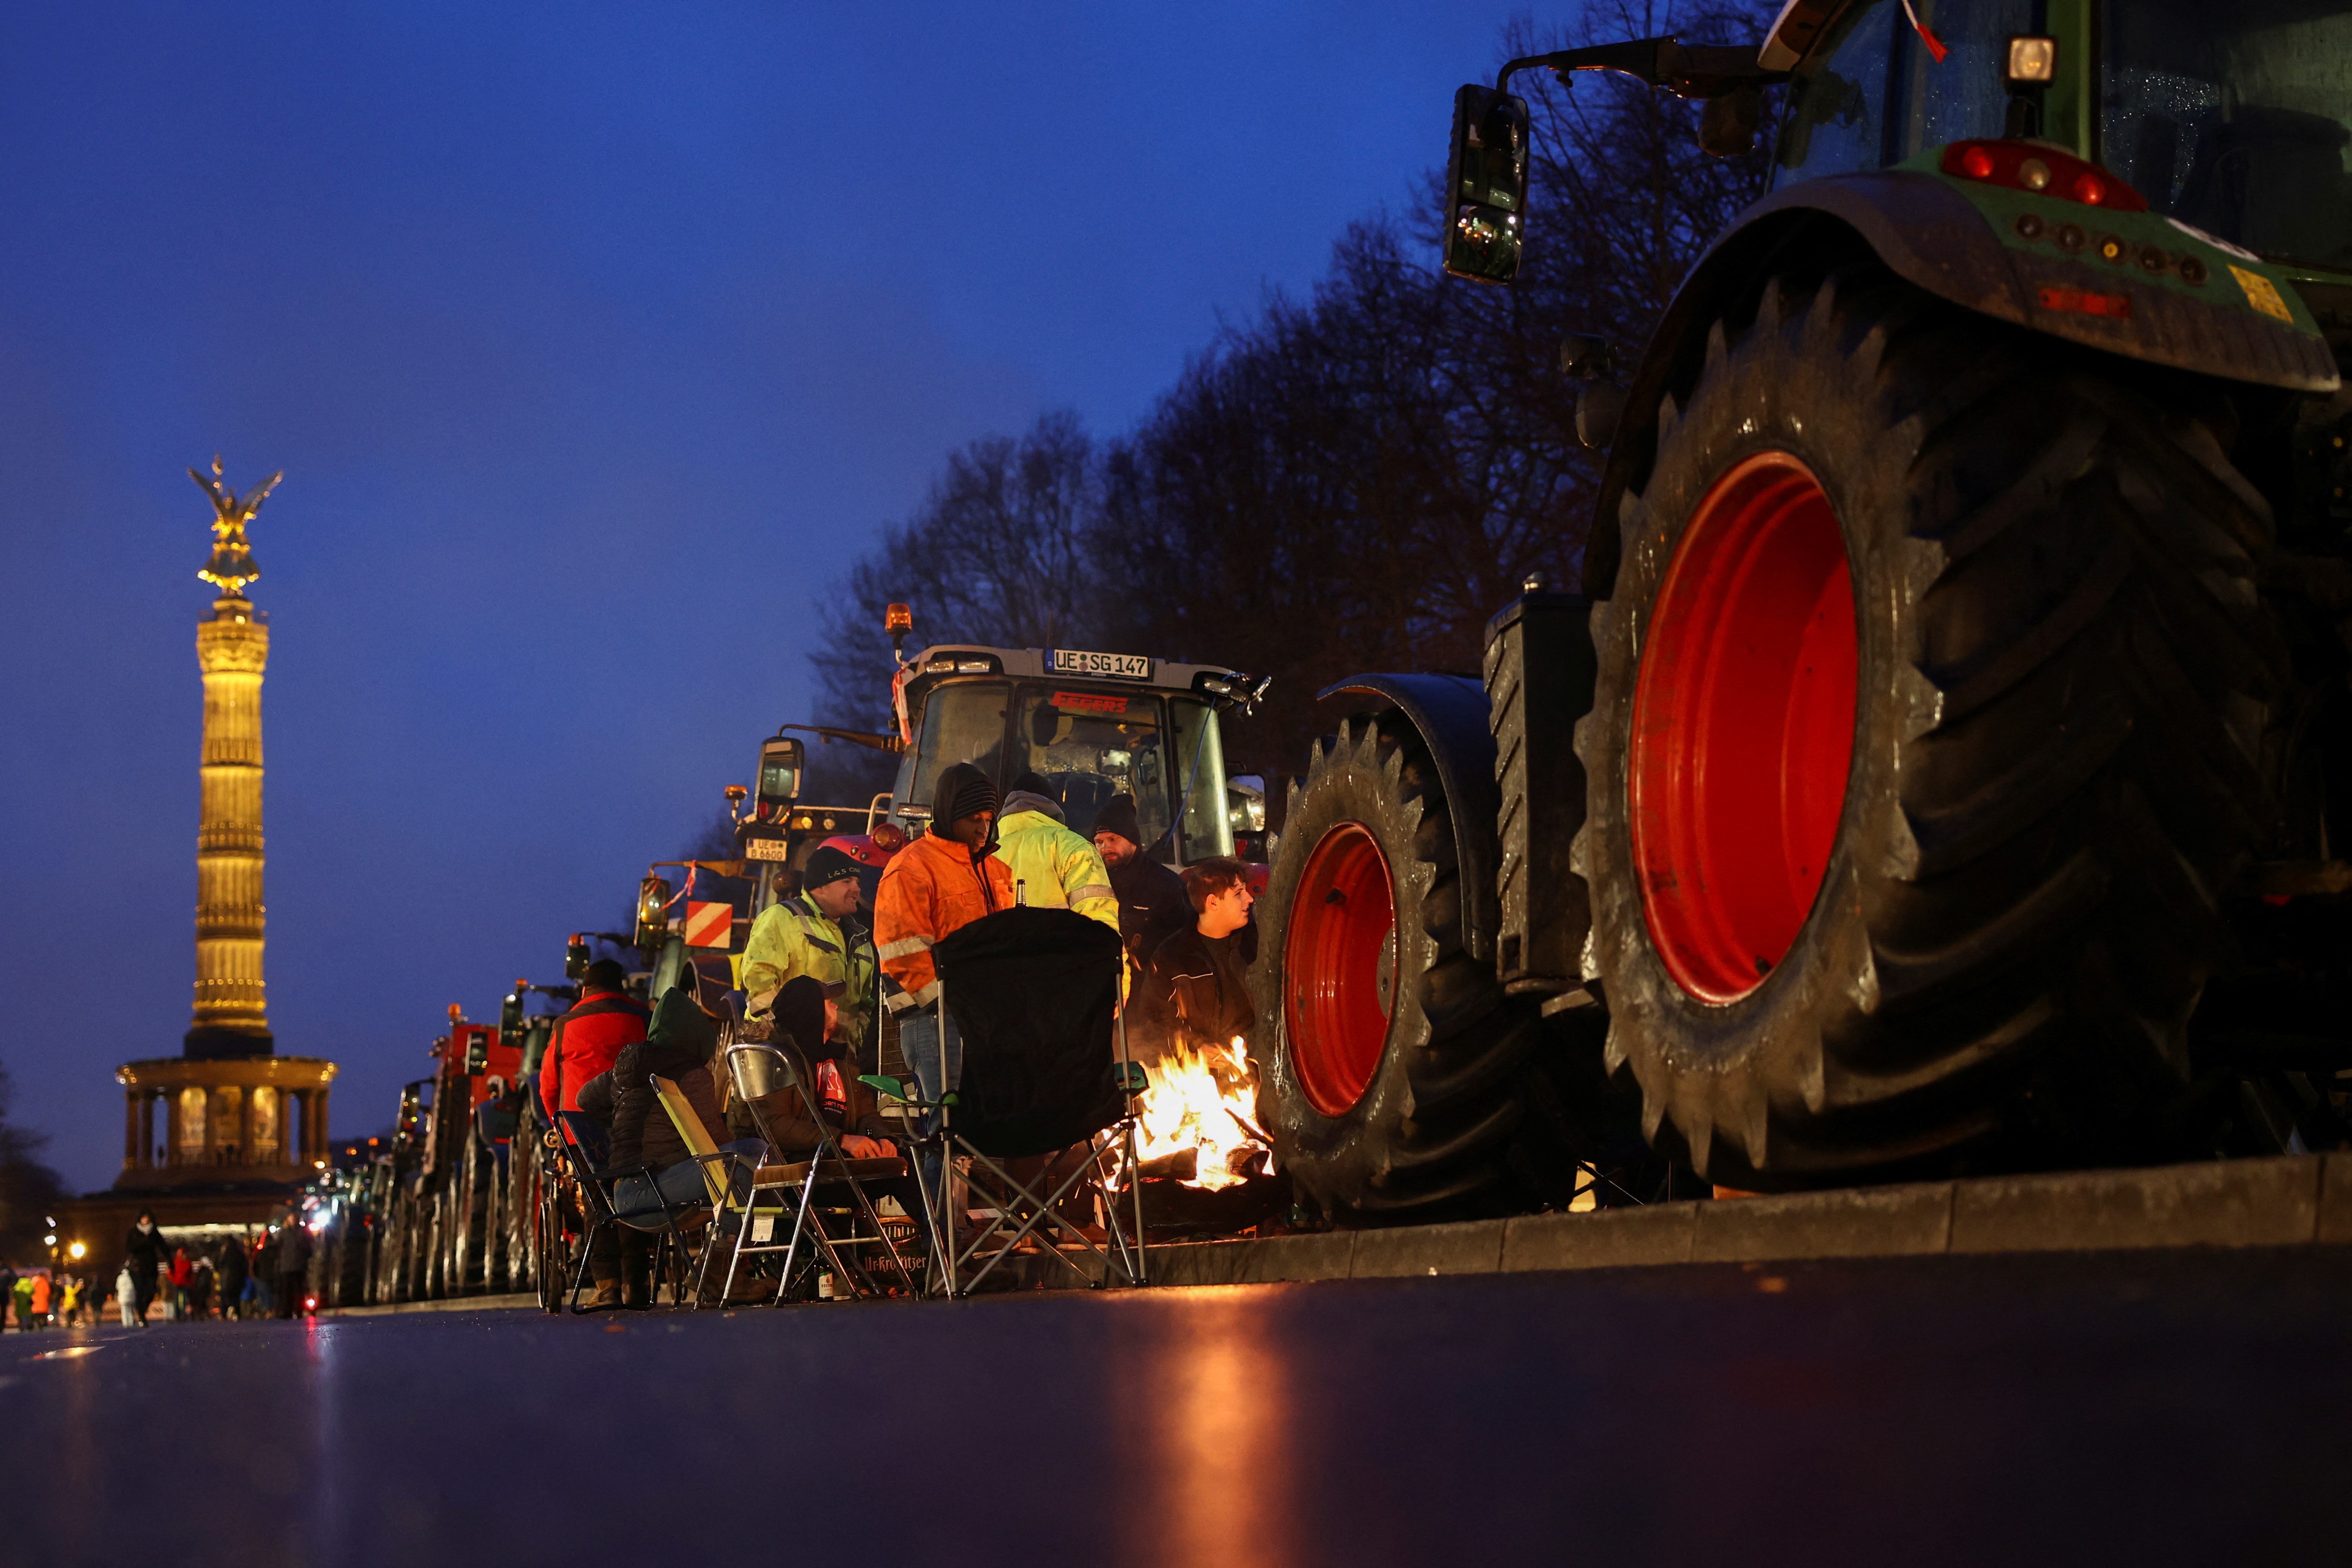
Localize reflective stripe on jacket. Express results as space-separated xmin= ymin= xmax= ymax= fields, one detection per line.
xmin=872 ymin=830 xmax=1014 ymax=1012
xmin=998 ymin=809 xmax=1120 ymax=934
xmin=739 ymin=893 xmax=877 ymax=1044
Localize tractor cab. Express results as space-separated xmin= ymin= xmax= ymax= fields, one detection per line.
xmin=884 ymin=642 xmax=1267 ymax=866
xmin=1774 ymin=0 xmax=2352 ymax=269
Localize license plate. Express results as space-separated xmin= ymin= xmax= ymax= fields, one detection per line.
xmin=1049 ymin=648 xmax=1151 ymax=681
xmin=744 ymin=836 xmax=791 ymax=862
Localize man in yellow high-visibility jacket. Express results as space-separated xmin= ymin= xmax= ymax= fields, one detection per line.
xmin=739 ymin=845 xmax=877 ymax=1051
xmin=997 ymin=774 xmax=1120 ymax=934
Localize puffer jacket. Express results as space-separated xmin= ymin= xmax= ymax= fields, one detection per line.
xmin=997 ymin=792 xmax=1119 ymax=934
xmin=539 ymin=985 xmax=651 ymax=1118
xmin=606 ymin=986 xmax=728 ymax=1174
xmin=873 ymin=827 xmax=1013 ymax=1014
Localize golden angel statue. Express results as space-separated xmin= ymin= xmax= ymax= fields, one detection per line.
xmin=191 ymin=454 xmax=282 ymax=595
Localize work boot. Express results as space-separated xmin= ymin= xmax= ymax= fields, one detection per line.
xmin=621 ymin=1262 xmax=654 ymax=1311
xmin=585 ymin=1278 xmax=622 ymax=1312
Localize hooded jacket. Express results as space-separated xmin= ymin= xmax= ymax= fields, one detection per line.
xmin=997 ymin=790 xmax=1120 ymax=934
xmin=607 ymin=985 xmax=728 ymax=1174
xmin=874 ymin=828 xmax=1013 ymax=1013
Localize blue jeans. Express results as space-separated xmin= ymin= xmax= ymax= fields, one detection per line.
xmin=612 ymin=1140 xmax=763 ymax=1227
xmin=895 ymin=1010 xmax=962 ymax=1229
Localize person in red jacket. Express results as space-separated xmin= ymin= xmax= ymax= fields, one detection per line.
xmin=539 ymin=959 xmax=650 ymax=1119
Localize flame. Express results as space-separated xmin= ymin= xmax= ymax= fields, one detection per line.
xmin=1132 ymin=1036 xmax=1269 ymax=1190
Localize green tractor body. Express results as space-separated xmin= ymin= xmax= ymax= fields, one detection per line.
xmin=1255 ymin=0 xmax=2352 ymax=1219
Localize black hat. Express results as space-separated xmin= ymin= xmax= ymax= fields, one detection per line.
xmin=802 ymin=844 xmax=861 ymax=892
xmin=771 ymin=974 xmax=838 ymax=1060
xmin=1010 ymin=770 xmax=1052 ymax=797
xmin=1094 ymin=792 xmax=1142 ymax=847
xmin=932 ymin=762 xmax=999 ymax=829
xmin=582 ymin=958 xmax=628 ymax=993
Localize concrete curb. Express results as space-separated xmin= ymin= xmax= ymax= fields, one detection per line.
xmin=321 ymin=1292 xmax=541 ymax=1318
xmin=1142 ymin=1152 xmax=2352 ymax=1288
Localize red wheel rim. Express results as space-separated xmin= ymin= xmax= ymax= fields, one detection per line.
xmin=1630 ymin=451 xmax=1858 ymax=1004
xmin=1284 ymin=821 xmax=1398 ymax=1117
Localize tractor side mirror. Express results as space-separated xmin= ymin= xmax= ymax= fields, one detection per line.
xmin=500 ymin=985 xmax=525 ymax=1034
xmin=1699 ymin=85 xmax=1761 ymax=158
xmin=565 ymin=936 xmax=589 ymax=980
xmin=1442 ymin=85 xmax=1529 ymax=284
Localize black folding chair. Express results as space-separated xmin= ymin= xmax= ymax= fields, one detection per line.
xmin=874 ymin=906 xmax=1148 ymax=1298
xmin=550 ymin=1112 xmax=707 ymax=1312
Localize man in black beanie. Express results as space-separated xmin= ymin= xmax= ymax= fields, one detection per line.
xmin=1093 ymin=792 xmax=1191 ymax=966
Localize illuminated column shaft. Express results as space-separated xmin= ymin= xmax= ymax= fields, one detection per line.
xmin=193 ymin=594 xmax=269 ymax=1042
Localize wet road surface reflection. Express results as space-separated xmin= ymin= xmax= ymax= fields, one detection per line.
xmin=5 ymin=1247 xmax=2348 ymax=1566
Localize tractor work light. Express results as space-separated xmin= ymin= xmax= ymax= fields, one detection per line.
xmin=2005 ymin=35 xmax=2056 ymax=86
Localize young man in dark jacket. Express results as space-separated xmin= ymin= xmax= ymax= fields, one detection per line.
xmin=1142 ymin=857 xmax=1258 ymax=1064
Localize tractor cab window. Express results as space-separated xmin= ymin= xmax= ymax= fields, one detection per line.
xmin=1013 ymin=687 xmax=1173 ymax=850
xmin=2104 ymin=0 xmax=2352 ymax=269
xmin=1775 ymin=0 xmax=2039 ymax=182
xmin=902 ymin=680 xmax=1010 ymax=817
xmin=1170 ymin=697 xmax=1236 ymax=862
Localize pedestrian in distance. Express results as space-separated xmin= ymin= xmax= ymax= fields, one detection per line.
xmin=0 ymin=1261 xmax=15 ymax=1330
xmin=539 ymin=958 xmax=651 ymax=1123
xmin=740 ymin=843 xmax=879 ymax=1056
xmin=12 ymin=1270 xmax=35 ymax=1331
xmin=273 ymin=1206 xmax=313 ymax=1318
xmin=215 ymin=1233 xmax=249 ymax=1321
xmin=1093 ymin=792 xmax=1192 ymax=970
xmin=115 ymin=1262 xmax=139 ymax=1327
xmin=123 ymin=1212 xmax=166 ymax=1324
xmin=998 ymin=772 xmax=1120 ymax=934
xmin=59 ymin=1272 xmax=82 ymax=1328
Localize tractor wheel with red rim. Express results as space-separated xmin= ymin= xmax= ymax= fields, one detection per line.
xmin=1575 ymin=266 xmax=2284 ymax=1188
xmin=1252 ymin=714 xmax=1540 ymax=1218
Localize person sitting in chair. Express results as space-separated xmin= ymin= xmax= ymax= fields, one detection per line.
xmin=601 ymin=981 xmax=762 ymax=1309
xmin=729 ymin=975 xmax=899 ymax=1163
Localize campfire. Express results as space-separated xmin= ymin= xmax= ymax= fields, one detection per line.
xmin=1131 ymin=1037 xmax=1270 ymax=1191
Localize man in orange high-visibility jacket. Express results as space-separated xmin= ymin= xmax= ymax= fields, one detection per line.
xmin=875 ymin=761 xmax=1015 ymax=1020
xmin=875 ymin=762 xmax=1014 ymax=1208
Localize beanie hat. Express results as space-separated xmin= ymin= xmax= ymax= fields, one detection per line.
xmin=801 ymin=844 xmax=861 ymax=891
xmin=647 ymin=982 xmax=718 ymax=1065
xmin=932 ymin=762 xmax=1000 ymax=830
xmin=1011 ymin=770 xmax=1052 ymax=797
xmin=1094 ymin=792 xmax=1142 ymax=847
xmin=770 ymin=974 xmax=837 ymax=1060
xmin=583 ymin=958 xmax=628 ymax=993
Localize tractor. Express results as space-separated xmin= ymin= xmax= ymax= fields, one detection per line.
xmin=1253 ymin=0 xmax=2352 ymax=1219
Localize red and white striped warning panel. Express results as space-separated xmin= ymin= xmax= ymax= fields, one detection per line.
xmin=684 ymin=900 xmax=735 ymax=950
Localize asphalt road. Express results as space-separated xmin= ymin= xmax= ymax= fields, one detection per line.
xmin=6 ymin=1248 xmax=2348 ymax=1567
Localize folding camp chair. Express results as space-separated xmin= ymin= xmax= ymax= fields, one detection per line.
xmin=550 ymin=1112 xmax=705 ymax=1313
xmin=714 ymin=1043 xmax=921 ymax=1306
xmin=873 ymin=906 xmax=1149 ymax=1299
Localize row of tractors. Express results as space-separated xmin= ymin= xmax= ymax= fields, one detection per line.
xmin=307 ymin=2 xmax=2352 ymax=1296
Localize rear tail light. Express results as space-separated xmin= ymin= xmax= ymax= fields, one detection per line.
xmin=1941 ymin=140 xmax=2146 ymax=213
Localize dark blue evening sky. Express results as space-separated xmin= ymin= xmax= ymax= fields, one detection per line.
xmin=0 ymin=1 xmax=1539 ymax=1193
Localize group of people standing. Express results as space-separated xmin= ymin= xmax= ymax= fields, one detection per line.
xmin=105 ymin=1206 xmax=313 ymax=1326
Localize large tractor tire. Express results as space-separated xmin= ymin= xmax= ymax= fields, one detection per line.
xmin=1253 ymin=714 xmax=1542 ymax=1217
xmin=1576 ymin=267 xmax=2285 ymax=1188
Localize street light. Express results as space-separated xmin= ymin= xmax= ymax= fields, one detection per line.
xmin=67 ymin=1242 xmax=86 ymax=1260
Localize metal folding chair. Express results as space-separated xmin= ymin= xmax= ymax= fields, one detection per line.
xmin=549 ymin=1111 xmax=706 ymax=1313
xmin=713 ymin=1044 xmax=920 ymax=1306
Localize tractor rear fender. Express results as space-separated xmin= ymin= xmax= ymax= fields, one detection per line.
xmin=1315 ymin=673 xmax=1502 ymax=965
xmin=1585 ymin=169 xmax=2339 ymax=597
